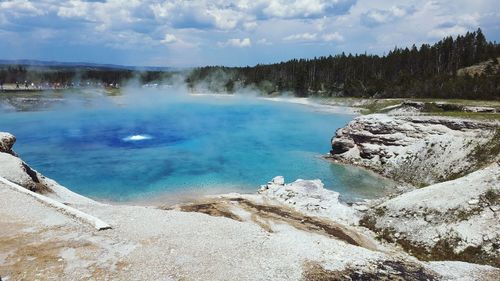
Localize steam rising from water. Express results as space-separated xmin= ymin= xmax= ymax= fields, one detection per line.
xmin=0 ymin=83 xmax=393 ymax=202
xmin=123 ymin=134 xmax=153 ymax=141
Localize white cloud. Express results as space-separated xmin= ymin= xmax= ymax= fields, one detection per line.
xmin=145 ymin=0 xmax=355 ymax=31
xmin=56 ymin=0 xmax=147 ymax=32
xmin=361 ymin=5 xmax=415 ymax=26
xmin=0 ymin=0 xmax=47 ymax=25
xmin=260 ymin=0 xmax=355 ymax=19
xmin=161 ymin=33 xmax=177 ymax=44
xmin=0 ymin=0 xmax=498 ymax=67
xmin=284 ymin=32 xmax=318 ymax=41
xmin=257 ymin=38 xmax=272 ymax=45
xmin=102 ymin=31 xmax=156 ymax=50
xmin=428 ymin=25 xmax=468 ymax=39
xmin=57 ymin=1 xmax=89 ymax=18
xmin=322 ymin=32 xmax=344 ymax=42
xmin=243 ymin=21 xmax=258 ymax=30
xmin=0 ymin=0 xmax=355 ymax=50
xmin=219 ymin=38 xmax=252 ymax=48
xmin=206 ymin=8 xmax=242 ymax=30
xmin=425 ymin=12 xmax=480 ymax=39
xmin=0 ymin=0 xmax=44 ymax=16
xmin=284 ymin=32 xmax=343 ymax=42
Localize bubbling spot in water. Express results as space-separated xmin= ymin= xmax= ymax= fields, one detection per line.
xmin=123 ymin=134 xmax=153 ymax=141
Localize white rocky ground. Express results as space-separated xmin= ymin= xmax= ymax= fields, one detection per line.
xmin=328 ymin=114 xmax=500 ymax=267
xmin=328 ymin=114 xmax=499 ymax=185
xmin=2 ymin=173 xmax=499 ymax=280
xmin=257 ymin=176 xmax=359 ymax=225
xmin=361 ymin=163 xmax=500 ymax=267
xmin=1 ymin=118 xmax=500 ymax=280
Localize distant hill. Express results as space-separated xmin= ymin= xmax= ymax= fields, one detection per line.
xmin=457 ymin=58 xmax=499 ymax=76
xmin=0 ymin=59 xmax=172 ymax=72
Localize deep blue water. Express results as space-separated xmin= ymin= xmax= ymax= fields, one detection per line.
xmin=0 ymin=91 xmax=391 ymax=201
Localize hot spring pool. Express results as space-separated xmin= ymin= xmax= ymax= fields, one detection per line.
xmin=0 ymin=90 xmax=392 ymax=202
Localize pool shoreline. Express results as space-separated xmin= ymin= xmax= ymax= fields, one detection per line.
xmin=2 ymin=92 xmax=387 ymax=201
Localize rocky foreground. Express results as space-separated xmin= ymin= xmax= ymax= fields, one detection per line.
xmin=328 ymin=113 xmax=500 ymax=268
xmin=1 ymin=111 xmax=499 ymax=280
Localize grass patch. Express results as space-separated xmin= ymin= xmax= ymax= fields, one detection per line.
xmin=315 ymin=97 xmax=403 ymax=113
xmin=411 ymin=98 xmax=500 ymax=108
xmin=423 ymin=111 xmax=500 ymax=121
xmin=358 ymin=99 xmax=403 ymax=114
xmin=302 ymin=260 xmax=438 ymax=281
xmin=319 ymin=97 xmax=500 ymax=118
xmin=469 ymin=129 xmax=500 ymax=167
xmin=398 ymin=237 xmax=499 ymax=268
xmin=483 ymin=188 xmax=500 ymax=205
xmin=360 ymin=209 xmax=500 ymax=267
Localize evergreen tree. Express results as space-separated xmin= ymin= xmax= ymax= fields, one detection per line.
xmin=187 ymin=30 xmax=500 ymax=100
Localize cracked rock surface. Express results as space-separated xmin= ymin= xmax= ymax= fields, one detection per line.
xmin=329 ymin=114 xmax=499 ymax=185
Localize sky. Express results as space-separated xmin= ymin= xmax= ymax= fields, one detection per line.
xmin=0 ymin=0 xmax=499 ymax=67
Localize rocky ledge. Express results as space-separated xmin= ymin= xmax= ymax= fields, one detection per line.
xmin=361 ymin=163 xmax=500 ymax=267
xmin=0 ymin=132 xmax=50 ymax=193
xmin=328 ymin=114 xmax=499 ymax=186
xmin=257 ymin=170 xmax=500 ymax=268
xmin=172 ymin=172 xmax=500 ymax=271
xmin=258 ymin=176 xmax=359 ymax=225
xmin=327 ymin=114 xmax=500 ymax=268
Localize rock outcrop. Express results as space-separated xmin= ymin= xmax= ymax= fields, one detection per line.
xmin=258 ymin=176 xmax=359 ymax=225
xmin=0 ymin=132 xmax=16 ymax=155
xmin=0 ymin=131 xmax=50 ymax=193
xmin=360 ymin=163 xmax=500 ymax=267
xmin=328 ymin=114 xmax=499 ymax=185
xmin=328 ymin=114 xmax=500 ymax=267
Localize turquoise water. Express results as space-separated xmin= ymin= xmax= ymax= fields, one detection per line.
xmin=0 ymin=90 xmax=390 ymax=201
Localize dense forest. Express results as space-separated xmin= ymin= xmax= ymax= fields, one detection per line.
xmin=1 ymin=29 xmax=499 ymax=99
xmin=187 ymin=29 xmax=500 ymax=100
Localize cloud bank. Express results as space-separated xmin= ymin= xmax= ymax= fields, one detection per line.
xmin=0 ymin=0 xmax=498 ymax=66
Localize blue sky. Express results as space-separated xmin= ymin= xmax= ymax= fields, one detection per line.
xmin=0 ymin=0 xmax=499 ymax=67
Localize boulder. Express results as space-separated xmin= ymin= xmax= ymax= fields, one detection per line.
xmin=0 ymin=132 xmax=16 ymax=155
xmin=330 ymin=138 xmax=355 ymax=154
xmin=0 ymin=132 xmax=50 ymax=193
xmin=259 ymin=177 xmax=359 ymax=225
xmin=271 ymin=176 xmax=285 ymax=185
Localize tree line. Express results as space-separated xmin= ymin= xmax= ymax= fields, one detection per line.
xmin=187 ymin=29 xmax=500 ymax=100
xmin=0 ymin=65 xmax=176 ymax=86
